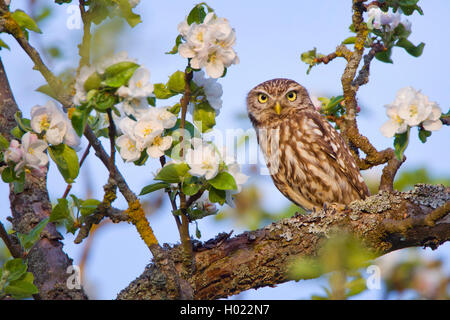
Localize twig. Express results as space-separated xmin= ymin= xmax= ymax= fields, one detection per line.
xmin=352 ymin=42 xmax=386 ymax=87
xmin=0 ymin=221 xmax=23 ymax=258
xmin=383 ymin=201 xmax=450 ymax=234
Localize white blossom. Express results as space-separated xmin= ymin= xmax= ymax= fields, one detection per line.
xmin=367 ymin=6 xmax=401 ymax=30
xmin=380 ymin=87 xmax=443 ymax=138
xmin=116 ymin=98 xmax=150 ymax=120
xmin=146 ymin=135 xmax=173 ymax=158
xmin=117 ymin=67 xmax=154 ymax=100
xmin=30 ymin=100 xmax=81 ymax=149
xmin=116 ymin=134 xmax=141 ymax=162
xmin=192 ymin=70 xmax=223 ymax=113
xmin=422 ymin=104 xmax=443 ymax=132
xmin=143 ymin=107 xmax=178 ymax=129
xmin=185 ymin=142 xmax=220 ymax=180
xmin=195 ymin=192 xmax=217 ymax=214
xmin=178 ymin=12 xmax=238 ymax=78
xmin=9 ymin=132 xmax=49 ymax=175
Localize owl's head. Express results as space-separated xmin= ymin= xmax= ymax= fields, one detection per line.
xmin=247 ymin=78 xmax=313 ymax=126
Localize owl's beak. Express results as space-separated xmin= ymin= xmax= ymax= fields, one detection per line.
xmin=274 ymin=102 xmax=282 ymax=115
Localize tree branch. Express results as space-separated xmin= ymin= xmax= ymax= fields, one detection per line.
xmin=0 ymin=58 xmax=88 ymax=299
xmin=117 ymin=184 xmax=450 ymax=300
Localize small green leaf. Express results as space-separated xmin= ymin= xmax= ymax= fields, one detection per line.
xmin=1 ymin=167 xmax=15 ymax=183
xmin=396 ymin=39 xmax=425 ymax=57
xmin=102 ymin=61 xmax=139 ymax=88
xmin=80 ymin=199 xmax=101 ymax=217
xmin=187 ymin=5 xmax=207 ymax=25
xmin=195 ymin=221 xmax=201 ymax=239
xmin=0 ymin=38 xmax=10 ymax=50
xmin=71 ymin=107 xmax=91 ymax=137
xmin=342 ymin=36 xmax=356 ymax=45
xmin=193 ymin=101 xmax=216 ymax=133
xmin=182 ymin=177 xmax=202 ymax=196
xmin=48 ymin=144 xmax=80 ymax=183
xmin=208 ymin=187 xmax=226 ymax=205
xmin=393 ymin=128 xmax=410 ymax=161
xmin=11 ymin=10 xmax=42 ymax=33
xmin=346 ymin=277 xmax=367 ymax=297
xmin=167 ymin=71 xmax=186 ymax=93
xmin=10 ymin=126 xmax=24 ymax=140
xmin=418 ymin=127 xmax=431 ymax=143
xmin=83 ymin=72 xmax=102 ymax=91
xmin=139 ymin=182 xmax=170 ymax=195
xmin=375 ymin=48 xmax=393 ymax=63
xmin=0 ymin=133 xmax=9 ymax=151
xmin=112 ymin=0 xmax=142 ymax=27
xmin=4 ymin=258 xmax=28 ymax=282
xmin=154 ymin=163 xmax=190 ymax=183
xmin=14 ymin=112 xmax=32 ymax=133
xmin=17 ymin=218 xmax=49 ymax=251
xmin=4 ymin=272 xmax=38 ymax=299
xmin=153 ymin=83 xmax=178 ymax=99
xmin=50 ymin=198 xmax=70 ymax=222
xmin=166 ymin=34 xmax=183 ymax=55
xmin=147 ymin=96 xmax=156 ymax=107
xmin=208 ymin=172 xmax=237 ymax=190
xmin=93 ymin=92 xmax=116 ymax=112
xmin=36 ymin=84 xmax=59 ymax=101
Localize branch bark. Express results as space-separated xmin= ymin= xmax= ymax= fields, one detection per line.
xmin=0 ymin=58 xmax=88 ymax=300
xmin=117 ymin=184 xmax=449 ymax=300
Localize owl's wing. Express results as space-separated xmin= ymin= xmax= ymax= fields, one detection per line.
xmin=304 ymin=111 xmax=370 ymax=199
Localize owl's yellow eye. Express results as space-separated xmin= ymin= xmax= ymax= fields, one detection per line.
xmin=286 ymin=91 xmax=297 ymax=101
xmin=258 ymin=93 xmax=268 ymax=103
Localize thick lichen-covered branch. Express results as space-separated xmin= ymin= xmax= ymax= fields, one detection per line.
xmin=117 ymin=184 xmax=450 ymax=300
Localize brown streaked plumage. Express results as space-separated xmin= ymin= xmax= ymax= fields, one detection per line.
xmin=247 ymin=78 xmax=369 ymax=211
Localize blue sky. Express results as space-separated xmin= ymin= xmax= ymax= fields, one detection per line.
xmin=0 ymin=0 xmax=448 ymax=299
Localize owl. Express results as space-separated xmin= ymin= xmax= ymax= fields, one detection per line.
xmin=247 ymin=78 xmax=369 ymax=212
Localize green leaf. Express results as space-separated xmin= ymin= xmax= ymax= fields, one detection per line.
xmin=167 ymin=70 xmax=186 ymax=93
xmin=154 ymin=163 xmax=190 ymax=183
xmin=17 ymin=218 xmax=49 ymax=251
xmin=1 ymin=167 xmax=15 ymax=183
xmin=48 ymin=144 xmax=80 ymax=183
xmin=112 ymin=0 xmax=142 ymax=27
xmin=11 ymin=10 xmax=42 ymax=33
xmin=166 ymin=34 xmax=183 ymax=55
xmin=4 ymin=258 xmax=27 ymax=282
xmin=147 ymin=96 xmax=156 ymax=107
xmin=342 ymin=36 xmax=356 ymax=45
xmin=396 ymin=39 xmax=425 ymax=57
xmin=93 ymin=92 xmax=116 ymax=112
xmin=4 ymin=272 xmax=38 ymax=299
xmin=50 ymin=198 xmax=70 ymax=222
xmin=195 ymin=221 xmax=201 ymax=239
xmin=346 ymin=277 xmax=367 ymax=297
xmin=84 ymin=72 xmax=102 ymax=91
xmin=182 ymin=177 xmax=202 ymax=196
xmin=393 ymin=128 xmax=410 ymax=161
xmin=14 ymin=112 xmax=32 ymax=132
xmin=208 ymin=172 xmax=237 ymax=190
xmin=0 ymin=38 xmax=10 ymax=50
xmin=10 ymin=126 xmax=24 ymax=140
xmin=187 ymin=4 xmax=207 ymax=25
xmin=418 ymin=127 xmax=432 ymax=143
xmin=80 ymin=199 xmax=101 ymax=217
xmin=139 ymin=182 xmax=170 ymax=196
xmin=36 ymin=84 xmax=59 ymax=101
xmin=0 ymin=133 xmax=9 ymax=151
xmin=208 ymin=187 xmax=226 ymax=205
xmin=71 ymin=107 xmax=91 ymax=137
xmin=193 ymin=101 xmax=216 ymax=133
xmin=102 ymin=61 xmax=139 ymax=88
xmin=375 ymin=47 xmax=393 ymax=63
xmin=153 ymin=83 xmax=178 ymax=99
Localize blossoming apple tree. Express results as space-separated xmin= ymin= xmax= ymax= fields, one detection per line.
xmin=0 ymin=0 xmax=448 ymax=300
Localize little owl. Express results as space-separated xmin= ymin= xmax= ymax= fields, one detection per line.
xmin=247 ymin=78 xmax=369 ymax=211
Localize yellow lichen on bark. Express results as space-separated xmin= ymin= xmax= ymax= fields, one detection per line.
xmin=126 ymin=199 xmax=159 ymax=248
